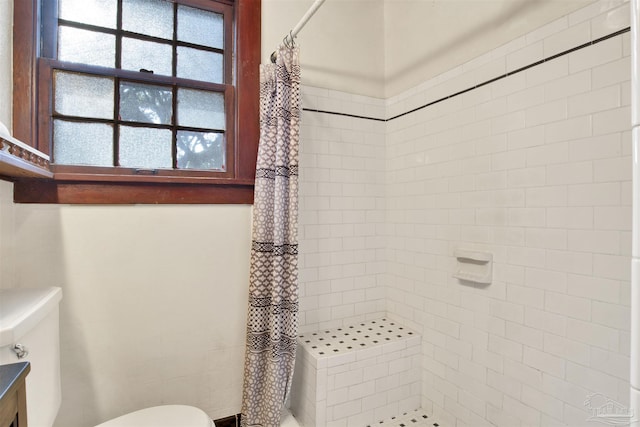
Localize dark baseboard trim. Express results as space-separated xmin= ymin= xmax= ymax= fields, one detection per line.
xmin=213 ymin=413 xmax=241 ymax=427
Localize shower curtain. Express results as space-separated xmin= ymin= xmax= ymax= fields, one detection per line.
xmin=241 ymin=45 xmax=300 ymax=427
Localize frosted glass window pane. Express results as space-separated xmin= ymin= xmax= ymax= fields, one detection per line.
xmin=177 ymin=89 xmax=224 ymax=130
xmin=59 ymin=0 xmax=117 ymax=29
xmin=177 ymin=47 xmax=223 ymax=84
xmin=177 ymin=131 xmax=225 ymax=170
xmin=54 ymin=72 xmax=114 ymax=119
xmin=178 ymin=5 xmax=223 ymax=49
xmin=120 ymin=82 xmax=173 ymax=125
xmin=58 ymin=26 xmax=115 ymax=68
xmin=122 ymin=0 xmax=173 ymax=40
xmin=53 ymin=120 xmax=113 ymax=166
xmin=121 ymin=38 xmax=172 ymax=76
xmin=119 ymin=126 xmax=172 ymax=169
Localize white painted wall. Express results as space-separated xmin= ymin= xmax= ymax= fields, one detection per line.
xmin=262 ymin=0 xmax=386 ymax=98
xmin=0 ymin=4 xmax=253 ymax=426
xmin=14 ymin=204 xmax=252 ymax=426
xmin=9 ymin=201 xmax=252 ymax=427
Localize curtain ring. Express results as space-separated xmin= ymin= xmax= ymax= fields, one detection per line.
xmin=283 ymin=31 xmax=296 ymax=49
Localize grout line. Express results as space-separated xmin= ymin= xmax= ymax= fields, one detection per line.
xmin=301 ymin=27 xmax=630 ymax=123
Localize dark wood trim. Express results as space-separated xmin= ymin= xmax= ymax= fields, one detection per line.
xmin=236 ymin=0 xmax=261 ymax=182
xmin=224 ymin=81 xmax=236 ymax=176
xmin=37 ymin=61 xmax=53 ymax=156
xmin=13 ymin=180 xmax=255 ymax=204
xmin=13 ymin=0 xmax=38 ymax=146
xmin=50 ymin=167 xmax=253 ymax=184
xmin=181 ymin=0 xmax=233 ymax=11
xmin=41 ymin=59 xmax=230 ymax=94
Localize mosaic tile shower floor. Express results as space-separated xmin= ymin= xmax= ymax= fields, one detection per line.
xmin=372 ymin=409 xmax=443 ymax=427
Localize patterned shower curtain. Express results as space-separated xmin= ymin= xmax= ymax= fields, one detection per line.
xmin=240 ymin=45 xmax=301 ymax=427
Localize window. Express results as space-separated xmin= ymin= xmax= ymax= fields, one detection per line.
xmin=12 ymin=0 xmax=260 ymax=204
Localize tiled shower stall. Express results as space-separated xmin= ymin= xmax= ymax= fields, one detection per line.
xmin=297 ymin=0 xmax=633 ymax=425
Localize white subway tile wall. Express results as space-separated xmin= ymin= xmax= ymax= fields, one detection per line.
xmin=298 ymin=0 xmax=631 ymax=425
xmin=290 ymin=319 xmax=422 ymax=427
xmin=384 ymin=0 xmax=631 ymax=425
xmin=299 ymin=89 xmax=387 ymax=333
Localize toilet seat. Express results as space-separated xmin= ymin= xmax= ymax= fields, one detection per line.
xmin=94 ymin=405 xmax=214 ymax=427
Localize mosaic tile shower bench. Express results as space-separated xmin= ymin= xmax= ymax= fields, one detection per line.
xmin=289 ymin=318 xmax=422 ymax=427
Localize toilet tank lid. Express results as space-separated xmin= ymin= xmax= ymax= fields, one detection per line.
xmin=0 ymin=287 xmax=63 ymax=347
xmin=95 ymin=405 xmax=213 ymax=427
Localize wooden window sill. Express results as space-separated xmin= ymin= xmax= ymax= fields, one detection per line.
xmin=0 ymin=135 xmax=256 ymax=204
xmin=12 ymin=180 xmax=254 ymax=204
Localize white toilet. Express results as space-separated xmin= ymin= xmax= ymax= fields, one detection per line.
xmin=95 ymin=405 xmax=214 ymax=427
xmin=0 ymin=287 xmax=214 ymax=427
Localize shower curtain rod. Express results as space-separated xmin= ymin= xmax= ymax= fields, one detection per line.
xmin=270 ymin=0 xmax=327 ymax=63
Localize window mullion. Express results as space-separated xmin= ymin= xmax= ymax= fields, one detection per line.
xmin=116 ymin=0 xmax=123 ymax=69
xmin=172 ymin=2 xmax=178 ymax=78
xmin=114 ymin=0 xmax=123 ymax=167
xmin=172 ymin=85 xmax=178 ymax=169
xmin=114 ymin=76 xmax=121 ymax=167
xmin=41 ymin=0 xmax=59 ymax=59
xmin=172 ymin=2 xmax=178 ymax=169
xmin=48 ymin=59 xmax=227 ymax=91
xmin=224 ymin=4 xmax=233 ymax=85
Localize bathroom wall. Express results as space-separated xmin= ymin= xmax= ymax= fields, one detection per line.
xmin=385 ymin=0 xmax=632 ymax=425
xmin=297 ymin=88 xmax=387 ymax=332
xmin=0 ymin=1 xmax=387 ymax=425
xmin=1 ymin=0 xmax=634 ymax=426
xmin=14 ymin=204 xmax=252 ymax=426
xmin=262 ymin=0 xmax=386 ymax=98
xmin=0 ymin=3 xmax=253 ymax=426
xmin=5 ymin=206 xmax=251 ymax=426
xmin=261 ymin=0 xmax=594 ymax=99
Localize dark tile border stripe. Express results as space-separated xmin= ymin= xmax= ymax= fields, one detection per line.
xmin=302 ymin=27 xmax=630 ymax=123
xmin=302 ymin=107 xmax=386 ymax=122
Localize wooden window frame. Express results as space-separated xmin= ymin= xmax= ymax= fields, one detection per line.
xmin=12 ymin=0 xmax=260 ymax=204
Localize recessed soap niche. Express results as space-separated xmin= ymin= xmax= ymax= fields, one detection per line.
xmin=453 ymin=249 xmax=492 ymax=284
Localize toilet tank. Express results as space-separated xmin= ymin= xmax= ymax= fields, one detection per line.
xmin=0 ymin=287 xmax=63 ymax=427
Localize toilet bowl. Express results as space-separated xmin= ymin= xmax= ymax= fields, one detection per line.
xmin=94 ymin=405 xmax=214 ymax=427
